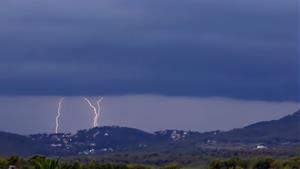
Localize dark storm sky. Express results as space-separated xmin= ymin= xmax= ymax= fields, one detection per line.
xmin=0 ymin=0 xmax=298 ymax=101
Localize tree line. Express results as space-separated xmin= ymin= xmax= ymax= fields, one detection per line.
xmin=0 ymin=156 xmax=299 ymax=169
xmin=0 ymin=156 xmax=180 ymax=169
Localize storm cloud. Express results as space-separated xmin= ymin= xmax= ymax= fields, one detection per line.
xmin=0 ymin=0 xmax=298 ymax=101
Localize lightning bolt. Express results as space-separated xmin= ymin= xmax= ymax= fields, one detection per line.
xmin=55 ymin=97 xmax=64 ymax=134
xmin=83 ymin=97 xmax=98 ymax=128
xmin=96 ymin=97 xmax=104 ymax=126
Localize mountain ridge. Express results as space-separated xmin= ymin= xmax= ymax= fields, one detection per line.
xmin=0 ymin=110 xmax=299 ymax=156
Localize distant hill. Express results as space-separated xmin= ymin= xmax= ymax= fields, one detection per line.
xmin=29 ymin=126 xmax=162 ymax=155
xmin=0 ymin=110 xmax=299 ymax=156
xmin=210 ymin=110 xmax=300 ymax=142
xmin=0 ymin=131 xmax=37 ymax=156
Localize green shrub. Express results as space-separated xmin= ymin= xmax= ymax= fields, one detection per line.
xmin=0 ymin=157 xmax=8 ymax=169
xmin=160 ymin=163 xmax=181 ymax=169
xmin=282 ymin=157 xmax=300 ymax=169
xmin=252 ymin=157 xmax=279 ymax=169
xmin=209 ymin=158 xmax=247 ymax=169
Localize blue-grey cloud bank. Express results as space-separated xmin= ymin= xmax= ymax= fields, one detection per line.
xmin=0 ymin=0 xmax=298 ymax=101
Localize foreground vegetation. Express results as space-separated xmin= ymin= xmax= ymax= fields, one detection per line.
xmin=0 ymin=156 xmax=299 ymax=169
xmin=208 ymin=157 xmax=300 ymax=169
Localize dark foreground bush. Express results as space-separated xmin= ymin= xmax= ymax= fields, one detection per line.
xmin=209 ymin=157 xmax=247 ymax=169
xmin=0 ymin=156 xmax=156 ymax=169
xmin=159 ymin=163 xmax=181 ymax=169
xmin=209 ymin=157 xmax=300 ymax=169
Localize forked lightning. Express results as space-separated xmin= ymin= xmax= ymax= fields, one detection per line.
xmin=83 ymin=97 xmax=104 ymax=128
xmin=55 ymin=97 xmax=64 ymax=134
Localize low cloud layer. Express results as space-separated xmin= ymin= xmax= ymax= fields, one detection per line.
xmin=0 ymin=0 xmax=298 ymax=101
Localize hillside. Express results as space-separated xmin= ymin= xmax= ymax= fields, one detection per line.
xmin=0 ymin=110 xmax=299 ymax=156
xmin=211 ymin=110 xmax=300 ymax=142
xmin=0 ymin=131 xmax=37 ymax=156
xmin=30 ymin=126 xmax=163 ymax=155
